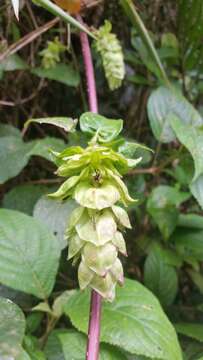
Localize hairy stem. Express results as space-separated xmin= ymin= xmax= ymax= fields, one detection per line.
xmin=77 ymin=14 xmax=102 ymax=360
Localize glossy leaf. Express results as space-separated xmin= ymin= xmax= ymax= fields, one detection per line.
xmin=80 ymin=112 xmax=123 ymax=142
xmin=147 ymin=87 xmax=203 ymax=143
xmin=24 ymin=117 xmax=77 ymax=133
xmin=0 ymin=209 xmax=61 ymax=299
xmin=64 ymin=278 xmax=182 ymax=359
xmin=0 ymin=297 xmax=25 ymax=358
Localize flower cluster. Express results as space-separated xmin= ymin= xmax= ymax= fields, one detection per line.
xmin=50 ymin=137 xmax=141 ymax=301
xmin=95 ymin=21 xmax=125 ymax=91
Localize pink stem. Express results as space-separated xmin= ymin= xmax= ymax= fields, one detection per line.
xmin=77 ymin=14 xmax=102 ymax=360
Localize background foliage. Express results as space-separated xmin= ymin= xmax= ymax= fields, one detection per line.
xmin=1 ymin=0 xmax=203 ymax=359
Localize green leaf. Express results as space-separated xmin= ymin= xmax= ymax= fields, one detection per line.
xmin=64 ymin=278 xmax=182 ymax=359
xmin=120 ymin=0 xmax=169 ymax=86
xmin=144 ymin=245 xmax=178 ymax=307
xmin=147 ymin=185 xmax=190 ymax=239
xmin=79 ymin=112 xmax=123 ymax=143
xmin=45 ymin=330 xmax=66 ymax=360
xmin=0 ymin=134 xmax=65 ymax=184
xmin=34 ymin=197 xmax=77 ymax=249
xmin=190 ymin=175 xmax=203 ymax=210
xmin=24 ymin=117 xmax=77 ymax=133
xmin=171 ymin=228 xmax=203 ymax=261
xmin=118 ymin=141 xmax=152 ymax=164
xmin=170 ymin=115 xmax=203 ymax=181
xmin=147 ymin=87 xmax=203 ymax=143
xmin=0 ymin=209 xmax=61 ymax=299
xmin=58 ymin=330 xmax=126 ymax=360
xmin=17 ymin=349 xmax=32 ymax=360
xmin=0 ymin=123 xmax=21 ymax=137
xmin=0 ymin=54 xmax=28 ymax=71
xmin=178 ymin=213 xmax=203 ymax=230
xmin=175 ymin=323 xmax=203 ymax=343
xmin=187 ymin=269 xmax=203 ymax=294
xmin=0 ymin=297 xmax=25 ymax=358
xmin=2 ymin=184 xmax=48 ymax=215
xmin=32 ymin=64 xmax=80 ymax=87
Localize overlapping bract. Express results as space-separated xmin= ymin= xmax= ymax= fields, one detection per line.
xmin=50 ymin=142 xmax=141 ymax=301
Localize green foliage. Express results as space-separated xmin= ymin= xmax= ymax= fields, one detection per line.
xmin=64 ymin=278 xmax=182 ymax=359
xmin=32 ymin=63 xmax=80 ymax=87
xmin=0 ymin=209 xmax=61 ymax=298
xmin=40 ymin=37 xmax=66 ymax=69
xmin=0 ymin=297 xmax=25 ymax=358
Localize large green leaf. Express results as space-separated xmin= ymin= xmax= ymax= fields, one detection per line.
xmin=147 ymin=87 xmax=203 ymax=143
xmin=58 ymin=330 xmax=126 ymax=360
xmin=2 ymin=184 xmax=49 ymax=215
xmin=64 ymin=278 xmax=182 ymax=359
xmin=79 ymin=112 xmax=123 ymax=143
xmin=34 ymin=197 xmax=77 ymax=249
xmin=175 ymin=323 xmax=203 ymax=343
xmin=0 ymin=297 xmax=25 ymax=358
xmin=0 ymin=132 xmax=65 ymax=183
xmin=144 ymin=245 xmax=178 ymax=307
xmin=0 ymin=209 xmax=61 ymax=299
xmin=24 ymin=117 xmax=77 ymax=133
xmin=170 ymin=115 xmax=203 ymax=181
xmin=147 ymin=185 xmax=190 ymax=240
xmin=32 ymin=64 xmax=80 ymax=87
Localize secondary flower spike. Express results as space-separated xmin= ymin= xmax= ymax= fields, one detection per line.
xmin=49 ymin=113 xmax=141 ymax=301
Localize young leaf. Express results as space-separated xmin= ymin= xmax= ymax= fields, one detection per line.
xmin=24 ymin=116 xmax=77 ymax=133
xmin=0 ymin=297 xmax=25 ymax=358
xmin=0 ymin=209 xmax=61 ymax=299
xmin=79 ymin=112 xmax=123 ymax=143
xmin=64 ymin=278 xmax=182 ymax=359
xmin=175 ymin=323 xmax=203 ymax=343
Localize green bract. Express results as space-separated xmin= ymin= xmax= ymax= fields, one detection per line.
xmin=50 ymin=117 xmax=141 ymax=301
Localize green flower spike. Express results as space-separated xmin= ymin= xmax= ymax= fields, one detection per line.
xmin=50 ymin=112 xmax=142 ymax=301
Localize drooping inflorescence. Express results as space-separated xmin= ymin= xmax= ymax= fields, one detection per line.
xmin=95 ymin=20 xmax=125 ymax=91
xmin=49 ymin=113 xmax=141 ymax=301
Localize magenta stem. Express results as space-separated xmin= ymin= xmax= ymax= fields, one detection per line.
xmin=77 ymin=14 xmax=102 ymax=360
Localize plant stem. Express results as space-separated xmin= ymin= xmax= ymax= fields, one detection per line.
xmin=77 ymin=14 xmax=102 ymax=360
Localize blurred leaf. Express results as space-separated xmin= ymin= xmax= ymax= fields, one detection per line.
xmin=0 ymin=54 xmax=27 ymax=72
xmin=26 ymin=312 xmax=43 ymax=334
xmin=0 ymin=209 xmax=61 ymax=299
xmin=2 ymin=185 xmax=49 ymax=215
xmin=24 ymin=117 xmax=77 ymax=133
xmin=178 ymin=214 xmax=203 ymax=230
xmin=187 ymin=269 xmax=203 ymax=294
xmin=28 ymin=137 xmax=65 ymax=162
xmin=0 ymin=123 xmax=21 ymax=137
xmin=17 ymin=349 xmax=31 ymax=360
xmin=80 ymin=112 xmax=123 ymax=143
xmin=53 ymin=290 xmax=76 ymax=318
xmin=64 ymin=278 xmax=182 ymax=359
xmin=170 ymin=115 xmax=203 ymax=181
xmin=119 ymin=141 xmax=152 ymax=164
xmin=120 ymin=0 xmax=169 ymax=86
xmin=178 ymin=0 xmax=203 ymax=70
xmin=144 ymin=245 xmax=178 ymax=307
xmin=147 ymin=87 xmax=203 ymax=143
xmin=45 ymin=330 xmax=66 ymax=360
xmin=190 ymin=175 xmax=203 ymax=210
xmin=58 ymin=330 xmax=126 ymax=360
xmin=147 ymin=185 xmax=190 ymax=239
xmin=175 ymin=323 xmax=203 ymax=342
xmin=0 ymin=297 xmax=25 ymax=358
xmin=32 ymin=63 xmax=80 ymax=87
xmin=34 ymin=197 xmax=76 ymax=249
xmin=171 ymin=228 xmax=203 ymax=261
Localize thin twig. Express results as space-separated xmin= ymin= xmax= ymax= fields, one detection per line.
xmin=0 ymin=17 xmax=59 ymax=62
